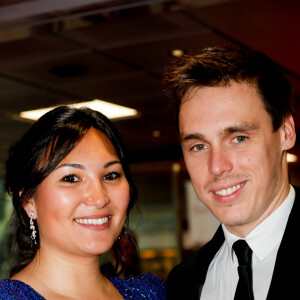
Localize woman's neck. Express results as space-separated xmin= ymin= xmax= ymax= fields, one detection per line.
xmin=11 ymin=248 xmax=121 ymax=299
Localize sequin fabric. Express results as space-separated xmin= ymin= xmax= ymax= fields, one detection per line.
xmin=0 ymin=273 xmax=166 ymax=299
xmin=110 ymin=273 xmax=166 ymax=299
xmin=0 ymin=280 xmax=45 ymax=300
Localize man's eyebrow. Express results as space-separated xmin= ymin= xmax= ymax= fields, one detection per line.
xmin=180 ymin=123 xmax=258 ymax=143
xmin=223 ymin=122 xmax=259 ymax=134
xmin=180 ymin=133 xmax=207 ymax=143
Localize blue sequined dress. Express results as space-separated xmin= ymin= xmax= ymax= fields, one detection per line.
xmin=0 ymin=273 xmax=166 ymax=299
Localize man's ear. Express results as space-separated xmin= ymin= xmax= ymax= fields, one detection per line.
xmin=281 ymin=114 xmax=296 ymax=151
xmin=20 ymin=191 xmax=37 ymax=219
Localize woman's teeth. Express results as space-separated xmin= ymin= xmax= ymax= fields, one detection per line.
xmin=75 ymin=217 xmax=109 ymax=225
xmin=215 ymin=184 xmax=241 ymax=196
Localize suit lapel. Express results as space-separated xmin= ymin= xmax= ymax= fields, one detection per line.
xmin=267 ymin=186 xmax=299 ymax=299
xmin=195 ymin=225 xmax=225 ymax=299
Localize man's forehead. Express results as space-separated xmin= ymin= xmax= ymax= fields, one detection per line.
xmin=180 ymin=81 xmax=260 ymax=107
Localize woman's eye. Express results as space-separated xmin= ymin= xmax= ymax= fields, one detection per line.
xmin=61 ymin=174 xmax=81 ymax=183
xmin=233 ymin=136 xmax=247 ymax=143
xmin=103 ymin=172 xmax=121 ymax=181
xmin=192 ymin=144 xmax=207 ymax=151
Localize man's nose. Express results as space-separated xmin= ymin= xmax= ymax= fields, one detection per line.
xmin=82 ymin=180 xmax=110 ymax=208
xmin=209 ymin=147 xmax=233 ymax=176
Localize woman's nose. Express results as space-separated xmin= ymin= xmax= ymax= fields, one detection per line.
xmin=82 ymin=181 xmax=110 ymax=208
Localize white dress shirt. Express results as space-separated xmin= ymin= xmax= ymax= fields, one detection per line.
xmin=200 ymin=185 xmax=295 ymax=300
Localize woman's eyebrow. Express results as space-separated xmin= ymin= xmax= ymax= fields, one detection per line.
xmin=56 ymin=163 xmax=85 ymax=170
xmin=56 ymin=161 xmax=121 ymax=170
xmin=104 ymin=160 xmax=121 ymax=169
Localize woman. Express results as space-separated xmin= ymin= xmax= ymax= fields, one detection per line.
xmin=0 ymin=106 xmax=166 ymax=299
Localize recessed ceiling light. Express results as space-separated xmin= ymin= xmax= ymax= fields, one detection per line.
xmin=152 ymin=130 xmax=161 ymax=138
xmin=19 ymin=99 xmax=139 ymax=121
xmin=170 ymin=49 xmax=185 ymax=57
xmin=287 ymin=153 xmax=298 ymax=163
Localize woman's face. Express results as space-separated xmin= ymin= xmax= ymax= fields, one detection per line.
xmin=25 ymin=128 xmax=130 ymax=257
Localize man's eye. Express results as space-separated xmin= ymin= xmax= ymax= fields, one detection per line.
xmin=192 ymin=144 xmax=207 ymax=151
xmin=103 ymin=172 xmax=121 ymax=181
xmin=233 ymin=136 xmax=247 ymax=143
xmin=61 ymin=174 xmax=80 ymax=183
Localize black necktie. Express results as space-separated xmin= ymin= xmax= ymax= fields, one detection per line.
xmin=233 ymin=240 xmax=254 ymax=300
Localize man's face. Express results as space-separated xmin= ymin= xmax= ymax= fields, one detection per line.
xmin=179 ymin=81 xmax=294 ymax=237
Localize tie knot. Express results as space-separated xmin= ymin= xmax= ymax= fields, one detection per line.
xmin=233 ymin=240 xmax=252 ymax=265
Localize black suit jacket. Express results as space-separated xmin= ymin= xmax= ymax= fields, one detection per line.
xmin=166 ymin=187 xmax=299 ymax=300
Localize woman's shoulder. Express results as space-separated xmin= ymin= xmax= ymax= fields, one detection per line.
xmin=110 ymin=273 xmax=166 ymax=300
xmin=0 ymin=279 xmax=45 ymax=300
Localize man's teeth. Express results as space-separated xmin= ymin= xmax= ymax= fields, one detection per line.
xmin=215 ymin=184 xmax=241 ymax=196
xmin=75 ymin=217 xmax=109 ymax=225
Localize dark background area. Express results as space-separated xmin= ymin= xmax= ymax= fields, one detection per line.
xmin=0 ymin=0 xmax=300 ymax=280
xmin=0 ymin=0 xmax=299 ymax=173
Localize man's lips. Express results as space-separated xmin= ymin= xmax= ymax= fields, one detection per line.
xmin=213 ymin=182 xmax=245 ymax=197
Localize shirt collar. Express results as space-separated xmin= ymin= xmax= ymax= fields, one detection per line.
xmin=223 ymin=185 xmax=295 ymax=262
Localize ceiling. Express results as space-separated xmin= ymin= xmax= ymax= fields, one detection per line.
xmin=0 ymin=0 xmax=300 ymax=178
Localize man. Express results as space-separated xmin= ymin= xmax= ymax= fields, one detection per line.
xmin=164 ymin=47 xmax=297 ymax=300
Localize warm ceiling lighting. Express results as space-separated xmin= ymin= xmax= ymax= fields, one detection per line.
xmin=287 ymin=153 xmax=298 ymax=163
xmin=19 ymin=99 xmax=139 ymax=121
xmin=152 ymin=130 xmax=161 ymax=138
xmin=170 ymin=49 xmax=185 ymax=57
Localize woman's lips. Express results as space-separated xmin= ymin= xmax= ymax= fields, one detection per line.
xmin=75 ymin=217 xmax=109 ymax=225
xmin=74 ymin=215 xmax=112 ymax=229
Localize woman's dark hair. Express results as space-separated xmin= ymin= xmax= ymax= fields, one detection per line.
xmin=5 ymin=106 xmax=137 ymax=277
xmin=164 ymin=46 xmax=294 ymax=131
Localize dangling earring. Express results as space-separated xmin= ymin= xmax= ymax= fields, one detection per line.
xmin=29 ymin=211 xmax=37 ymax=249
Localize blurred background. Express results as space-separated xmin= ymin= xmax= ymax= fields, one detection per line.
xmin=0 ymin=0 xmax=300 ymax=280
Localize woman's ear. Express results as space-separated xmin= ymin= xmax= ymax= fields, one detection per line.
xmin=281 ymin=114 xmax=296 ymax=151
xmin=21 ymin=192 xmax=37 ymax=219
